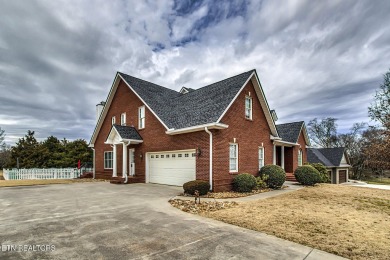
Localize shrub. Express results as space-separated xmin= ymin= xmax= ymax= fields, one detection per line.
xmin=232 ymin=173 xmax=257 ymax=193
xmin=294 ymin=165 xmax=322 ymax=186
xmin=183 ymin=180 xmax=210 ymax=195
xmin=305 ymin=162 xmax=330 ymax=183
xmin=259 ymin=165 xmax=285 ymax=189
xmin=255 ymin=176 xmax=268 ymax=189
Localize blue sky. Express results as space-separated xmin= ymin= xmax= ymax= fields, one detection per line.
xmin=0 ymin=0 xmax=389 ymax=144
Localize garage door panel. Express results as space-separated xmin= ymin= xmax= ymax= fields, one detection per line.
xmin=148 ymin=150 xmax=196 ymax=186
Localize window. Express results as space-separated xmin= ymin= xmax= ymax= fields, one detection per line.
xmin=104 ymin=151 xmax=113 ymax=169
xmin=120 ymin=113 xmax=126 ymax=126
xmin=156 ymin=155 xmax=159 ymax=158
xmin=151 ymin=155 xmax=154 ymax=158
xmin=258 ymin=147 xmax=264 ymax=170
xmin=185 ymin=153 xmax=189 ymax=157
xmin=178 ymin=154 xmax=182 ymax=158
xmin=161 ymin=155 xmax=164 ymax=158
xmin=166 ymin=154 xmax=169 ymax=158
xmin=229 ymin=143 xmax=238 ymax=172
xmin=138 ymin=106 xmax=145 ymax=129
xmin=111 ymin=116 xmax=115 ymax=125
xmin=245 ymin=96 xmax=252 ymax=120
xmin=172 ymin=154 xmax=176 ymax=158
xmin=298 ymin=149 xmax=303 ymax=166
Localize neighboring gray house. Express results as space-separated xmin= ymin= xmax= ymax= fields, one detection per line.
xmin=307 ymin=147 xmax=351 ymax=184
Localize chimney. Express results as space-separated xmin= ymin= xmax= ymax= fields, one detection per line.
xmin=96 ymin=101 xmax=105 ymax=122
xmin=270 ymin=109 xmax=278 ymax=122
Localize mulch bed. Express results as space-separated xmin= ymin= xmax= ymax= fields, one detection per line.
xmin=179 ymin=186 xmax=287 ymax=199
xmin=169 ymin=199 xmax=238 ymax=214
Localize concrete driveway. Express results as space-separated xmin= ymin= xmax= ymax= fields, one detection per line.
xmin=0 ymin=183 xmax=345 ymax=259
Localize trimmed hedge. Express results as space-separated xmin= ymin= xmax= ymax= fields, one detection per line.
xmin=183 ymin=180 xmax=210 ymax=195
xmin=259 ymin=165 xmax=285 ymax=189
xmin=305 ymin=162 xmax=330 ymax=183
xmin=294 ymin=165 xmax=322 ymax=186
xmin=233 ymin=173 xmax=257 ymax=193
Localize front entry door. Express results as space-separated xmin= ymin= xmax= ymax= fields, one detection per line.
xmin=129 ymin=149 xmax=135 ymax=176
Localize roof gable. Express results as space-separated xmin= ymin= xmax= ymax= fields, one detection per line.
xmin=307 ymin=147 xmax=347 ymax=167
xmin=90 ymin=69 xmax=279 ymax=144
xmin=276 ymin=121 xmax=310 ymax=145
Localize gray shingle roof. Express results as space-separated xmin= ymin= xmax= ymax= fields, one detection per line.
xmin=275 ymin=121 xmax=304 ymax=143
xmin=307 ymin=147 xmax=346 ymax=167
xmin=113 ymin=125 xmax=143 ymax=140
xmin=119 ymin=70 xmax=255 ymax=129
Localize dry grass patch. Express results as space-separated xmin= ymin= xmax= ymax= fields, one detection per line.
xmin=0 ymin=178 xmax=107 ymax=187
xmin=169 ymin=199 xmax=238 ymax=214
xmin=180 ymin=188 xmax=275 ymax=199
xmin=202 ymin=184 xmax=390 ymax=260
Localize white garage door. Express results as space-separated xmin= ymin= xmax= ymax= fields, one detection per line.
xmin=148 ymin=149 xmax=196 ymax=186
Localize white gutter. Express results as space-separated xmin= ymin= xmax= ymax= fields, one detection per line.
xmin=91 ymin=148 xmax=95 ymax=179
xmin=166 ymin=123 xmax=228 ymax=135
xmin=273 ymin=140 xmax=299 ymax=146
xmin=120 ymin=141 xmax=131 ymax=184
xmin=205 ymin=127 xmax=213 ymax=191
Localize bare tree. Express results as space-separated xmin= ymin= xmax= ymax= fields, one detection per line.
xmin=368 ymin=69 xmax=390 ymax=127
xmin=307 ymin=118 xmax=338 ymax=148
xmin=0 ymin=127 xmax=5 ymax=149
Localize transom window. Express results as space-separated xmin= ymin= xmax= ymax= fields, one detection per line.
xmin=104 ymin=151 xmax=113 ymax=169
xmin=258 ymin=147 xmax=264 ymax=170
xmin=138 ymin=106 xmax=145 ymax=129
xmin=229 ymin=143 xmax=238 ymax=172
xmin=245 ymin=96 xmax=252 ymax=120
xmin=298 ymin=149 xmax=303 ymax=166
xmin=111 ymin=116 xmax=115 ymax=125
xmin=120 ymin=113 xmax=126 ymax=126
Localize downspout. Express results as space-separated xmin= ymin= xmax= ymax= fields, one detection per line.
xmin=91 ymin=148 xmax=95 ymax=179
xmin=205 ymin=127 xmax=213 ymax=191
xmin=120 ymin=141 xmax=131 ymax=184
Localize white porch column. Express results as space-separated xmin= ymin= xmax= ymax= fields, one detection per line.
xmin=273 ymin=145 xmax=276 ymax=165
xmin=122 ymin=143 xmax=127 ymax=177
xmin=113 ymin=144 xmax=117 ymax=177
xmin=281 ymin=146 xmax=285 ymax=169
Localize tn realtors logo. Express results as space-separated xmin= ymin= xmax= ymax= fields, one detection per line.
xmin=1 ymin=244 xmax=55 ymax=252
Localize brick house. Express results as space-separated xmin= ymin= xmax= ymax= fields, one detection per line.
xmin=89 ymin=70 xmax=310 ymax=191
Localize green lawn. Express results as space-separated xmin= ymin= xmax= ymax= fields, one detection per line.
xmin=363 ymin=177 xmax=390 ymax=185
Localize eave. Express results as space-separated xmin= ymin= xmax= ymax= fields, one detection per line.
xmin=166 ymin=123 xmax=229 ymax=135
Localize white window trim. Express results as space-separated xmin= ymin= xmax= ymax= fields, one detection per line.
xmin=111 ymin=116 xmax=115 ymax=125
xmin=258 ymin=146 xmax=265 ymax=170
xmin=138 ymin=106 xmax=145 ymax=129
xmin=245 ymin=96 xmax=252 ymax=120
xmin=229 ymin=143 xmax=238 ymax=173
xmin=121 ymin=113 xmax=126 ymax=126
xmin=104 ymin=151 xmax=113 ymax=169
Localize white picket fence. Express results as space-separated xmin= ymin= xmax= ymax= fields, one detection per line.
xmin=2 ymin=168 xmax=83 ymax=180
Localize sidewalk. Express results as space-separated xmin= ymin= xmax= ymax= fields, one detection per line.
xmin=342 ymin=180 xmax=390 ymax=190
xmin=172 ymin=181 xmax=304 ymax=202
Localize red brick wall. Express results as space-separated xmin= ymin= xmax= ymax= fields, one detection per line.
xmin=212 ymin=80 xmax=274 ymax=191
xmin=94 ymin=77 xmax=276 ymax=191
xmin=290 ymin=130 xmax=308 ymax=173
xmin=94 ymin=80 xmax=210 ymax=181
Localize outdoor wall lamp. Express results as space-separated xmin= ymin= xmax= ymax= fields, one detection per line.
xmin=196 ymin=147 xmax=202 ymax=157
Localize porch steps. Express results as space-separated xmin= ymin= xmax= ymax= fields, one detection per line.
xmin=110 ymin=176 xmax=143 ymax=184
xmin=286 ymin=172 xmax=297 ymax=182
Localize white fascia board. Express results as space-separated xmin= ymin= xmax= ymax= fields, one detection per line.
xmin=216 ymin=72 xmax=254 ymax=123
xmin=273 ymin=140 xmax=299 ymax=147
xmin=88 ymin=144 xmax=94 ymax=148
xmin=166 ymin=123 xmax=229 ymax=135
xmin=118 ymin=74 xmax=170 ymax=131
xmin=270 ymin=135 xmax=282 ymax=140
xmin=121 ymin=139 xmax=143 ymax=144
xmin=299 ymin=123 xmax=311 ymax=146
xmin=216 ymin=72 xmax=278 ymax=137
xmin=251 ymin=72 xmax=279 ymax=137
xmin=90 ymin=73 xmax=121 ymax=146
